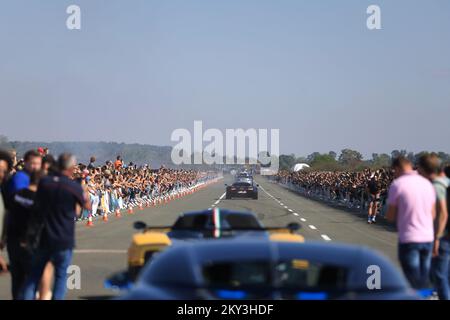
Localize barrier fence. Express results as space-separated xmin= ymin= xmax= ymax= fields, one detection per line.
xmin=80 ymin=174 xmax=223 ymax=225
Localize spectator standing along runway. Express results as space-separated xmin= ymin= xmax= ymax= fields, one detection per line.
xmin=386 ymin=156 xmax=436 ymax=289
xmin=22 ymin=153 xmax=91 ymax=300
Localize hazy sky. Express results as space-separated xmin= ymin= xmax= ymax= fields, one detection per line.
xmin=1 ymin=0 xmax=449 ymax=158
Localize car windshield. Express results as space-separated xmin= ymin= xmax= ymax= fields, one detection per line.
xmin=172 ymin=213 xmax=262 ymax=230
xmin=232 ymin=182 xmax=252 ymax=187
xmin=202 ymin=260 xmax=348 ymax=291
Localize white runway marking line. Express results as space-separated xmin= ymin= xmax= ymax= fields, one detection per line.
xmin=262 ymin=186 xmax=294 ymax=217
xmin=321 ymin=235 xmax=332 ymax=241
xmin=300 ymin=218 xmax=306 ymax=222
xmin=308 ymin=225 xmax=317 ymax=230
xmin=293 ymin=213 xmax=299 ymax=216
xmin=212 ymin=192 xmax=226 ymax=208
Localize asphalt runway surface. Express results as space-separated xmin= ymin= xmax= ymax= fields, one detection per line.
xmin=0 ymin=175 xmax=400 ymax=300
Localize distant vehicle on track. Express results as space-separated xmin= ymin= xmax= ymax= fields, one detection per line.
xmin=225 ymin=180 xmax=259 ymax=199
xmin=236 ymin=171 xmax=252 ymax=180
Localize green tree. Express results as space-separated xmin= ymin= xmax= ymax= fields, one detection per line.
xmin=306 ymin=152 xmax=321 ymax=163
xmin=310 ymin=153 xmax=340 ymax=171
xmin=338 ymin=149 xmax=363 ymax=166
xmin=295 ymin=156 xmax=307 ymax=164
xmin=279 ymin=154 xmax=297 ymax=171
xmin=372 ymin=153 xmax=391 ymax=168
xmin=328 ymin=151 xmax=337 ymax=160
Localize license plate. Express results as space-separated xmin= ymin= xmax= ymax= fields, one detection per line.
xmin=238 ymin=191 xmax=247 ymax=193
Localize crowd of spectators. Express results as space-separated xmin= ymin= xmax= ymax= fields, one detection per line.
xmin=75 ymin=156 xmax=215 ymax=220
xmin=275 ymin=167 xmax=393 ymax=223
xmin=0 ymin=147 xmax=218 ymax=300
xmin=274 ymin=154 xmax=450 ymax=299
xmin=4 ymin=149 xmax=216 ymax=220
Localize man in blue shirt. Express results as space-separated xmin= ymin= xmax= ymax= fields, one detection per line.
xmin=5 ymin=150 xmax=42 ymax=203
xmin=21 ymin=153 xmax=91 ymax=300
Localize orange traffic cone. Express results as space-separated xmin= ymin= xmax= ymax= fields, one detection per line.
xmin=115 ymin=209 xmax=121 ymax=218
xmin=127 ymin=206 xmax=134 ymax=214
xmin=86 ymin=215 xmax=94 ymax=227
xmin=139 ymin=203 xmax=144 ymax=210
xmin=102 ymin=212 xmax=108 ymax=222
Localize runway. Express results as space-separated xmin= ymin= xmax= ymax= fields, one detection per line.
xmin=0 ymin=174 xmax=399 ymax=300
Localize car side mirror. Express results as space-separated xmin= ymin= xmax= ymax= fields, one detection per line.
xmin=287 ymin=222 xmax=301 ymax=233
xmin=133 ymin=221 xmax=147 ymax=230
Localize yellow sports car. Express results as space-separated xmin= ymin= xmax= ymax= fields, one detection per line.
xmin=105 ymin=208 xmax=304 ymax=290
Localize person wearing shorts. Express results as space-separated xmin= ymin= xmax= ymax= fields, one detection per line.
xmin=367 ymin=174 xmax=380 ymax=224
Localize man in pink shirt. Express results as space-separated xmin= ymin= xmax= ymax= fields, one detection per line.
xmin=386 ymin=156 xmax=436 ymax=289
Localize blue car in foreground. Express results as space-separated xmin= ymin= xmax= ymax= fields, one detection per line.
xmin=104 ymin=208 xmax=303 ymax=290
xmin=119 ymin=239 xmax=420 ymax=300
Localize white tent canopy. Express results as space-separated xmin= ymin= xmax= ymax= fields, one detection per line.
xmin=292 ymin=163 xmax=310 ymax=172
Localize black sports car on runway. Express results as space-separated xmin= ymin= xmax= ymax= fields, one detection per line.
xmin=225 ymin=180 xmax=258 ymax=199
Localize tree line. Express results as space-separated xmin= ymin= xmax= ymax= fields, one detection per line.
xmin=279 ymin=149 xmax=450 ymax=172
xmin=2 ymin=135 xmax=449 ymax=172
